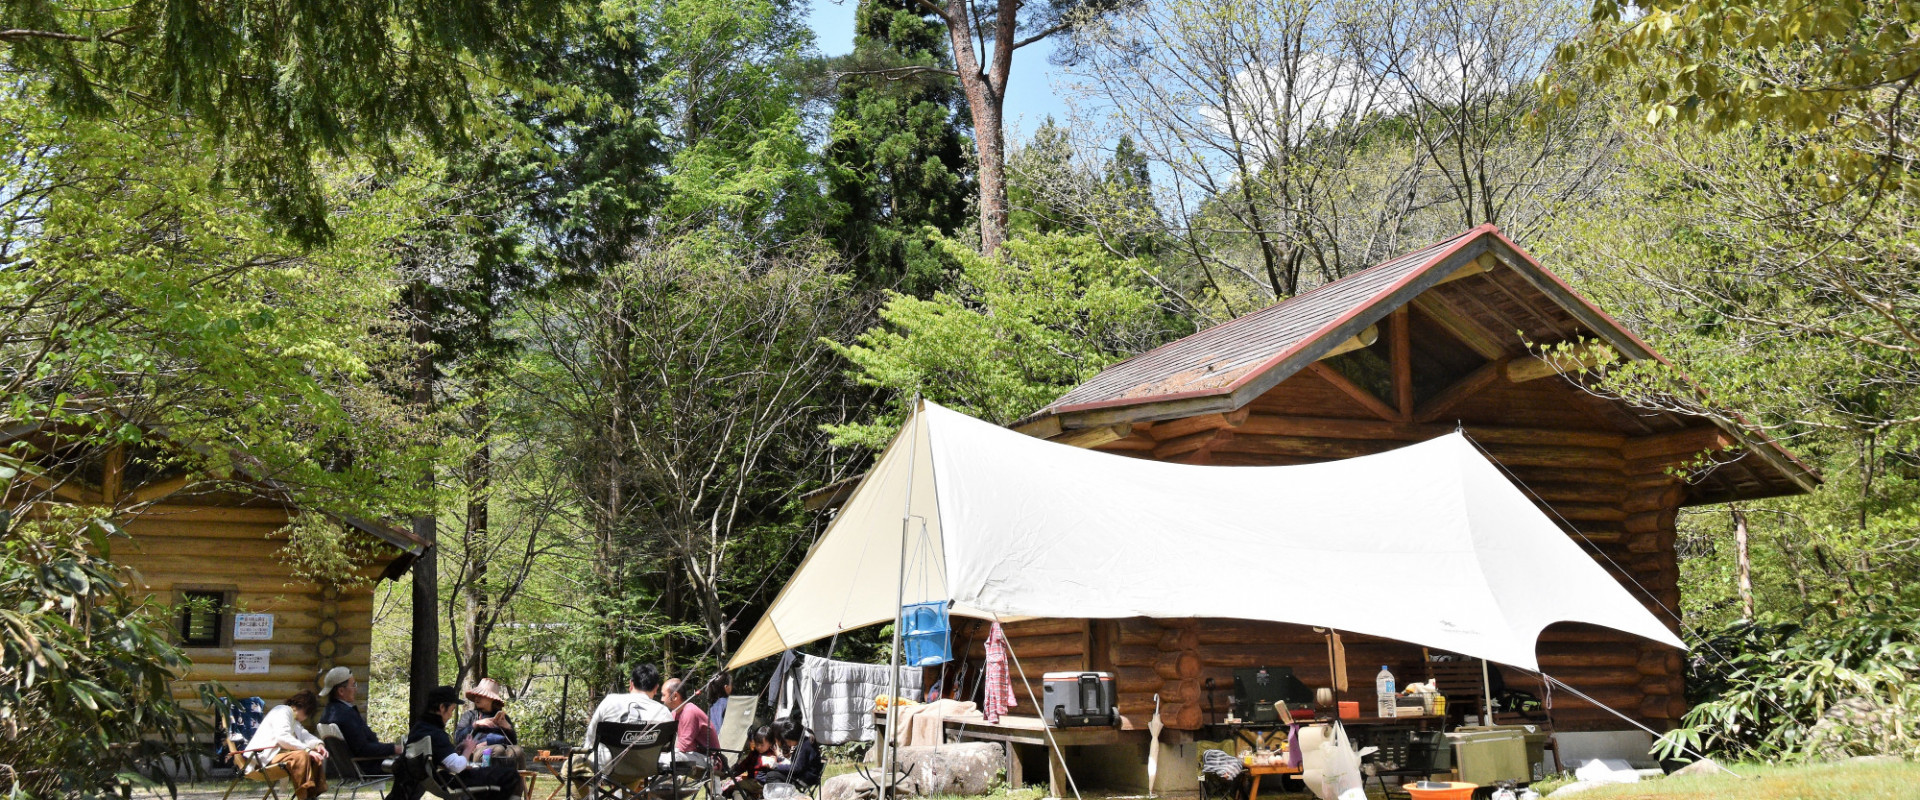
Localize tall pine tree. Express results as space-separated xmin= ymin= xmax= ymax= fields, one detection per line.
xmin=825 ymin=0 xmax=973 ymax=294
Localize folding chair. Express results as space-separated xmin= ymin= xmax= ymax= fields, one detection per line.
xmin=216 ymin=696 xmax=288 ymax=800
xmin=583 ymin=719 xmax=676 ymax=800
xmin=317 ymin=724 xmax=395 ymax=799
xmin=399 ymin=738 xmax=505 ymax=800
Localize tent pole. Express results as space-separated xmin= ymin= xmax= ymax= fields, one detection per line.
xmin=1481 ymin=658 xmax=1494 ymax=725
xmin=880 ymin=398 xmax=920 ymax=800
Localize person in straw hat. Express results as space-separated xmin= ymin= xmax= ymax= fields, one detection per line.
xmin=456 ymin=677 xmax=519 ymax=752
xmin=317 ymin=666 xmax=401 ymax=769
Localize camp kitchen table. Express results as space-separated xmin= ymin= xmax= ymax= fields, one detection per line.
xmin=872 ymin=711 xmax=1124 ymax=797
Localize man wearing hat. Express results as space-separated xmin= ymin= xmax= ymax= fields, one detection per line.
xmin=318 ymin=666 xmax=401 ymax=770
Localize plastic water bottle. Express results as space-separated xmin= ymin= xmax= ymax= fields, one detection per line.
xmin=1375 ymin=666 xmax=1395 ymax=718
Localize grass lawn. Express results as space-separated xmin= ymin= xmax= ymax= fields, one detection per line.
xmin=1529 ymin=759 xmax=1919 ymax=799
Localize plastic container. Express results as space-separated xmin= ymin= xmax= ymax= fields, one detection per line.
xmin=1376 ymin=666 xmax=1396 ymax=718
xmin=1404 ymin=781 xmax=1476 ymax=800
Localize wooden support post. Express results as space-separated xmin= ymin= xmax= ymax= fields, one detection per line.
xmin=102 ymin=445 xmax=126 ymax=505
xmin=1415 ymin=359 xmax=1508 ymax=423
xmin=1392 ymin=307 xmax=1413 ymax=422
xmin=1305 ymin=363 xmax=1399 ymax=422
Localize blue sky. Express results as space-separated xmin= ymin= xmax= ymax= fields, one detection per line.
xmin=805 ymin=0 xmax=1072 ymax=141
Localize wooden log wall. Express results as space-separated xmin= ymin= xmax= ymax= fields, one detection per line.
xmin=112 ymin=507 xmax=383 ymax=711
xmin=1069 ymin=370 xmax=1706 ymax=733
xmin=955 ymin=618 xmax=1090 ymax=720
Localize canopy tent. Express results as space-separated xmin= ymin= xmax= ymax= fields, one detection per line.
xmin=730 ymin=401 xmax=1684 ymax=672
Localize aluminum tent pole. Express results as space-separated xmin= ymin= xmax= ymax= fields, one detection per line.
xmin=879 ymin=398 xmax=920 ymax=799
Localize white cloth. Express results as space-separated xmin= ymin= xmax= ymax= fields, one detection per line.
xmin=443 ymin=752 xmax=471 ymax=772
xmin=579 ymin=691 xmax=673 ymax=763
xmin=731 ymin=401 xmax=1686 ymax=672
xmin=244 ymin=705 xmax=322 ymax=768
xmin=797 ymin=655 xmax=922 ymax=745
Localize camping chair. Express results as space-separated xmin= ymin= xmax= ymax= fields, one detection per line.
xmin=583 ymin=719 xmax=677 ymax=800
xmin=317 ymin=723 xmax=395 ymax=799
xmin=216 ymin=696 xmax=289 ymax=800
xmin=399 ymin=737 xmax=506 ymax=800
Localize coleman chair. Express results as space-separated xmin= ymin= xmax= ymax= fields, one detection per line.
xmin=580 ymin=719 xmax=677 ymax=800
xmin=316 ymin=723 xmax=395 ymax=799
xmin=216 ymin=696 xmax=290 ymax=800
xmin=399 ymin=737 xmax=506 ymax=800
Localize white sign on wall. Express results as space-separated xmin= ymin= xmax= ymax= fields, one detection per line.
xmin=234 ymin=649 xmax=271 ymax=675
xmin=233 ymin=613 xmax=275 ymax=641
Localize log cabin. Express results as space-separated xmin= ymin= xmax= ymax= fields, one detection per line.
xmin=853 ymin=225 xmax=1817 ymax=783
xmin=0 ymin=415 xmax=425 ymax=722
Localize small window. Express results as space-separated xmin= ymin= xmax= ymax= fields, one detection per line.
xmin=179 ymin=590 xmax=227 ymax=647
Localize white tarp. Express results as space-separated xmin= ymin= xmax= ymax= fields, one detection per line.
xmin=729 ymin=401 xmax=1684 ymax=670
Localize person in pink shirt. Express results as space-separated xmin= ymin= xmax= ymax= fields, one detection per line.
xmin=663 ymin=677 xmax=721 ymax=775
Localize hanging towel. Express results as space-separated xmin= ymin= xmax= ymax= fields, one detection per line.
xmin=797 ymin=654 xmax=923 ymax=745
xmin=890 ymin=699 xmax=978 ymax=747
xmin=982 ymin=622 xmax=1013 ymax=723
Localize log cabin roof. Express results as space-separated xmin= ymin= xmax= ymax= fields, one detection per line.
xmin=1020 ymin=225 xmax=1819 ymax=504
xmin=0 ymin=412 xmax=429 ymax=571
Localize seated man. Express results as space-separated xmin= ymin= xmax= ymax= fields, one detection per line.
xmin=567 ymin=664 xmax=675 ymax=790
xmin=663 ymin=678 xmax=721 ymax=775
xmin=317 ymin=667 xmax=401 ymax=773
xmin=393 ymin=685 xmax=524 ymax=800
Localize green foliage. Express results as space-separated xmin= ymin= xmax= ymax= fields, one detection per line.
xmin=1660 ymin=601 xmax=1920 ymax=761
xmin=0 ymin=516 xmax=210 ymax=798
xmin=0 ymin=81 xmax=445 ymax=520
xmin=825 ymin=0 xmax=974 ymax=293
xmin=826 ymin=232 xmax=1174 ymax=448
xmin=0 ymin=0 xmax=558 ymax=243
xmin=1560 ymin=0 xmax=1919 ymax=195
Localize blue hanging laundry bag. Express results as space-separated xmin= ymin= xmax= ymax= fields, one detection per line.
xmin=900 ymin=601 xmax=952 ymax=667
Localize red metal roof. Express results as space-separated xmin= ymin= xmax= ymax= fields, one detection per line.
xmin=1044 ymin=226 xmax=1490 ymax=414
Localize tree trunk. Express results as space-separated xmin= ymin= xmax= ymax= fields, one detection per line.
xmin=940 ymin=0 xmax=1013 ymax=255
xmin=407 ymin=281 xmax=439 ymax=719
xmin=462 ymin=405 xmax=491 ymax=685
xmin=1731 ymin=504 xmax=1753 ymax=620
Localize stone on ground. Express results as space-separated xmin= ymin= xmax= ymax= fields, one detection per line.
xmin=822 ymin=743 xmax=1005 ymax=800
xmin=1670 ymin=758 xmax=1728 ymax=777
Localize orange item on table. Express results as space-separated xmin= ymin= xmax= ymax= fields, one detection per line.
xmin=1337 ymin=701 xmax=1359 ymax=720
xmin=1404 ymin=782 xmax=1477 ymax=800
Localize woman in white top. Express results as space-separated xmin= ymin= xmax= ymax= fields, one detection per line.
xmin=244 ymin=689 xmax=330 ymax=799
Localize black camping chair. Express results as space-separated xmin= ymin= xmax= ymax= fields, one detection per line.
xmin=316 ymin=725 xmax=394 ymax=800
xmin=399 ymin=737 xmax=504 ymax=800
xmin=585 ymin=719 xmax=678 ymax=800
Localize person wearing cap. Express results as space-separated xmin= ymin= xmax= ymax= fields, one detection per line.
xmin=395 ymin=685 xmax=523 ymax=800
xmin=317 ymin=666 xmax=401 ymax=770
xmin=455 ymin=678 xmax=518 ymax=752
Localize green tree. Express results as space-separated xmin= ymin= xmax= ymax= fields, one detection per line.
xmin=826 ymin=231 xmax=1175 ymax=448
xmin=1561 ymin=0 xmax=1919 ymax=195
xmin=825 ymin=0 xmax=974 ymax=293
xmin=0 ymin=0 xmax=558 ymax=243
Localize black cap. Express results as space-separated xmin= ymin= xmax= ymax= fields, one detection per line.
xmin=426 ymin=685 xmax=466 ymax=709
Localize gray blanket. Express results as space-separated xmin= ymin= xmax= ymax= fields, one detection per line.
xmin=797 ymin=654 xmax=922 ymax=745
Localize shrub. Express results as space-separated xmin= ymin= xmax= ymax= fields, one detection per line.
xmin=1660 ymin=597 xmax=1920 ymax=761
xmin=0 ymin=514 xmax=210 ymax=798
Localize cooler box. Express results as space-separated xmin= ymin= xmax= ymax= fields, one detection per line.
xmin=1449 ymin=726 xmax=1553 ymax=784
xmin=1042 ymin=671 xmax=1117 ymax=728
xmin=1449 ymin=728 xmax=1527 ymax=785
